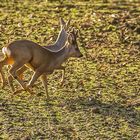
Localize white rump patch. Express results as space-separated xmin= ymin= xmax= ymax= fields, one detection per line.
xmin=2 ymin=47 xmax=11 ymax=57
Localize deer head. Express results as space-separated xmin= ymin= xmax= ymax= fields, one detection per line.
xmin=67 ymin=27 xmax=83 ymax=58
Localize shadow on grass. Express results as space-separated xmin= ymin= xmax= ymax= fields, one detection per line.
xmin=63 ymin=96 xmax=140 ymax=126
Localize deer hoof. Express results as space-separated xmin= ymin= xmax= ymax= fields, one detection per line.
xmin=13 ymin=89 xmax=24 ymax=95
xmin=46 ymin=95 xmax=50 ymax=100
xmin=60 ymin=81 xmax=64 ymax=87
xmin=26 ymin=86 xmax=35 ymax=95
xmin=26 ymin=84 xmax=34 ymax=89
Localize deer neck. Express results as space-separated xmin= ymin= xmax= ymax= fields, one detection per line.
xmin=54 ymin=28 xmax=67 ymax=48
xmin=51 ymin=43 xmax=71 ymax=68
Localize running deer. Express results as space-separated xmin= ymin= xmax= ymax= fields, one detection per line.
xmin=0 ymin=22 xmax=83 ymax=98
xmin=0 ymin=18 xmax=70 ymax=92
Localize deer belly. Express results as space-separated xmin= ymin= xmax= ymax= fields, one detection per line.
xmin=28 ymin=58 xmax=43 ymax=70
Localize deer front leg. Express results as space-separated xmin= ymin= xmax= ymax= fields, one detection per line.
xmin=27 ymin=68 xmax=43 ymax=89
xmin=41 ymin=74 xmax=49 ymax=98
xmin=57 ymin=66 xmax=65 ymax=86
xmin=60 ymin=69 xmax=65 ymax=86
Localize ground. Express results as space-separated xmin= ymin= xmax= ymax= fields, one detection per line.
xmin=0 ymin=0 xmax=140 ymax=139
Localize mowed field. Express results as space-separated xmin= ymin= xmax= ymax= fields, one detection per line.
xmin=0 ymin=0 xmax=140 ymax=139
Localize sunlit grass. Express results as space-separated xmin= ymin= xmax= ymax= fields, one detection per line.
xmin=0 ymin=0 xmax=140 ymax=139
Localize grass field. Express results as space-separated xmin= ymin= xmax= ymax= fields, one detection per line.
xmin=0 ymin=0 xmax=140 ymax=139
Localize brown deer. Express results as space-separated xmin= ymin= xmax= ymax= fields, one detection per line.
xmin=0 ymin=21 xmax=83 ymax=98
xmin=0 ymin=18 xmax=70 ymax=92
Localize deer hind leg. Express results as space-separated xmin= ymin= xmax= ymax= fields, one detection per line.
xmin=8 ymin=65 xmax=28 ymax=92
xmin=9 ymin=62 xmax=33 ymax=95
xmin=41 ymin=74 xmax=49 ymax=98
xmin=0 ymin=71 xmax=6 ymax=88
xmin=60 ymin=68 xmax=65 ymax=86
xmin=0 ymin=57 xmax=8 ymax=88
xmin=7 ymin=75 xmax=15 ymax=92
xmin=17 ymin=65 xmax=28 ymax=80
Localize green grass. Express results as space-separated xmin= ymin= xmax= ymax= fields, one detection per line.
xmin=0 ymin=0 xmax=140 ymax=139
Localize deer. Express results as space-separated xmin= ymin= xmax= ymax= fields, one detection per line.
xmin=0 ymin=18 xmax=70 ymax=92
xmin=0 ymin=20 xmax=83 ymax=98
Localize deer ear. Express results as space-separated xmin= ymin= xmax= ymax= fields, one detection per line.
xmin=75 ymin=29 xmax=79 ymax=37
xmin=66 ymin=19 xmax=71 ymax=29
xmin=67 ymin=33 xmax=73 ymax=44
xmin=69 ymin=27 xmax=75 ymax=34
xmin=67 ymin=27 xmax=72 ymax=33
xmin=60 ymin=17 xmax=65 ymax=27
